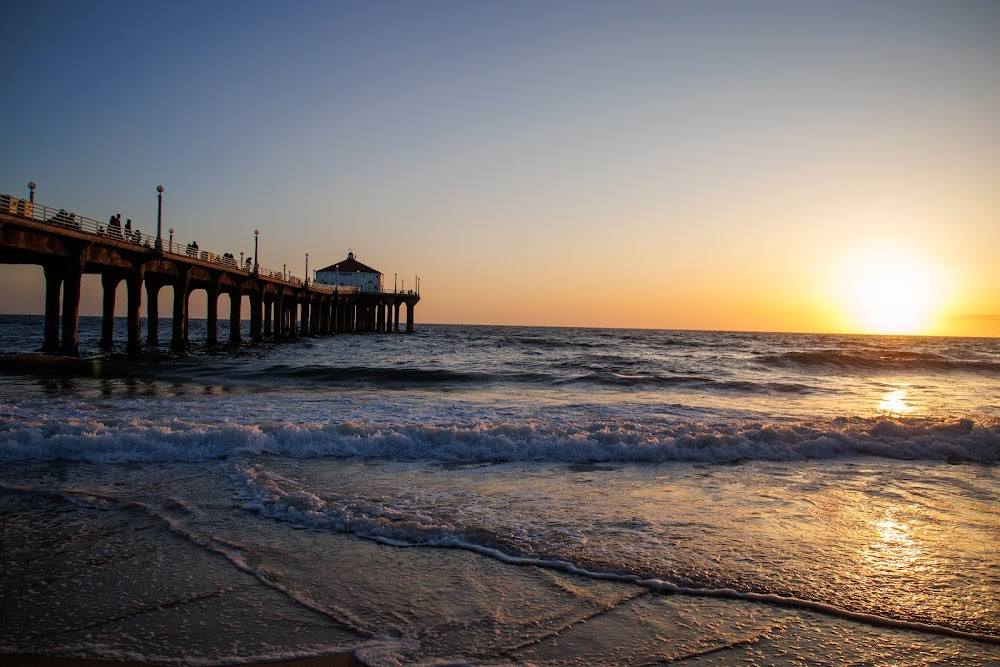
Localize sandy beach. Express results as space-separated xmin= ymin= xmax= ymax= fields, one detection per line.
xmin=4 ymin=655 xmax=362 ymax=667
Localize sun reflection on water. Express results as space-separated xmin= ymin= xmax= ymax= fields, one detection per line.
xmin=877 ymin=388 xmax=915 ymax=415
xmin=862 ymin=511 xmax=927 ymax=582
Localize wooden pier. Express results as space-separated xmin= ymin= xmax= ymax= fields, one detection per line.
xmin=0 ymin=192 xmax=420 ymax=356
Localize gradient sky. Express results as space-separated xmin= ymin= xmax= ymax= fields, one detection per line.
xmin=2 ymin=1 xmax=998 ymax=336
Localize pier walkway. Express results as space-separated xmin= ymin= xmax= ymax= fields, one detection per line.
xmin=0 ymin=192 xmax=419 ymax=355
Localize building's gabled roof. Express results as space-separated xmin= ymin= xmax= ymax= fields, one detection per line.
xmin=317 ymin=251 xmax=380 ymax=275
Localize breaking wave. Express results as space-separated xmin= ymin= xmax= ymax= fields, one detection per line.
xmin=761 ymin=349 xmax=1000 ymax=374
xmin=2 ymin=411 xmax=997 ymax=464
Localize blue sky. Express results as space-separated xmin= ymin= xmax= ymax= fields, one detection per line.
xmin=3 ymin=1 xmax=999 ymax=334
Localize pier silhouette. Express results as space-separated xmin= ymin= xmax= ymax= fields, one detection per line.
xmin=0 ymin=190 xmax=419 ymax=356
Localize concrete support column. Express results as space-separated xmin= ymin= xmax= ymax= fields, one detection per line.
xmin=206 ymin=279 xmax=220 ymax=348
xmin=183 ymin=288 xmax=192 ymax=344
xmin=171 ymin=271 xmax=190 ymax=352
xmin=229 ymin=287 xmax=243 ymax=347
xmin=376 ymin=301 xmax=384 ymax=333
xmin=319 ymin=298 xmax=329 ymax=335
xmin=263 ymin=298 xmax=273 ymax=337
xmin=125 ymin=269 xmax=143 ymax=354
xmin=250 ymin=288 xmax=263 ymax=342
xmin=274 ymin=293 xmax=284 ymax=338
xmin=286 ymin=299 xmax=297 ymax=339
xmin=42 ymin=264 xmax=63 ymax=352
xmin=60 ymin=262 xmax=83 ymax=356
xmin=310 ymin=298 xmax=321 ymax=336
xmin=406 ymin=301 xmax=415 ymax=333
xmin=146 ymin=282 xmax=161 ymax=346
xmin=300 ymin=298 xmax=310 ymax=336
xmin=393 ymin=303 xmax=402 ymax=332
xmin=100 ymin=273 xmax=121 ymax=350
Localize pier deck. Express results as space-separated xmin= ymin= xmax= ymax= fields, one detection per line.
xmin=0 ymin=193 xmax=419 ymax=355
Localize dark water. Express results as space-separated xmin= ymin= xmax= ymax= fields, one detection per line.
xmin=1 ymin=315 xmax=998 ymax=665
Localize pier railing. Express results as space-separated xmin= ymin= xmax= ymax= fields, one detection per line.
xmin=0 ymin=192 xmax=365 ymax=292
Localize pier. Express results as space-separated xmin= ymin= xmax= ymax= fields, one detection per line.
xmin=0 ymin=191 xmax=420 ymax=356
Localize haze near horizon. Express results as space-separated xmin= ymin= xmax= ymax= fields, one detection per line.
xmin=2 ymin=1 xmax=998 ymax=337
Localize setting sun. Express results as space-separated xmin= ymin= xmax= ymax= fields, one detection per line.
xmin=834 ymin=246 xmax=946 ymax=335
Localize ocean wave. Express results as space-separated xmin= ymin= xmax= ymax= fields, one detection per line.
xmin=2 ymin=412 xmax=997 ymax=464
xmin=262 ymin=364 xmax=490 ymax=386
xmin=563 ymin=372 xmax=819 ymax=395
xmin=214 ymin=361 xmax=822 ymax=395
xmin=760 ymin=349 xmax=1000 ymax=374
xmin=502 ymin=335 xmax=609 ymax=350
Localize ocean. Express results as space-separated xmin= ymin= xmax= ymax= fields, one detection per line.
xmin=1 ymin=314 xmax=998 ymax=666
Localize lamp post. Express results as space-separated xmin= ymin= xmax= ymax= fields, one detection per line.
xmin=240 ymin=252 xmax=244 ymax=269
xmin=28 ymin=182 xmax=35 ymax=203
xmin=283 ymin=264 xmax=286 ymax=280
xmin=305 ymin=253 xmax=309 ymax=287
xmin=254 ymin=229 xmax=259 ymax=274
xmin=155 ymin=185 xmax=164 ymax=251
xmin=394 ymin=273 xmax=397 ymax=293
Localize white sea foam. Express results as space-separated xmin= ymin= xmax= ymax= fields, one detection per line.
xmin=2 ymin=406 xmax=998 ymax=464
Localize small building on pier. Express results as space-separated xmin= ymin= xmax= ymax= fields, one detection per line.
xmin=315 ymin=252 xmax=383 ymax=293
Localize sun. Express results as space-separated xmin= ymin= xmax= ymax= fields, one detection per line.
xmin=835 ymin=246 xmax=944 ymax=335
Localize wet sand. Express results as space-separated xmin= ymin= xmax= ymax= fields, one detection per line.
xmin=3 ymin=655 xmax=362 ymax=667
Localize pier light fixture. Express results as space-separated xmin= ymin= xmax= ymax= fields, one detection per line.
xmin=240 ymin=252 xmax=244 ymax=269
xmin=28 ymin=182 xmax=36 ymax=203
xmin=305 ymin=253 xmax=309 ymax=287
xmin=254 ymin=229 xmax=259 ymax=274
xmin=283 ymin=263 xmax=286 ymax=280
xmin=155 ymin=185 xmax=165 ymax=251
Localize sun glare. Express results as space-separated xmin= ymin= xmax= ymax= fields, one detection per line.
xmin=835 ymin=246 xmax=944 ymax=335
